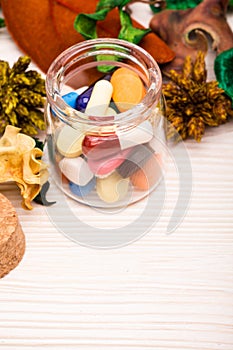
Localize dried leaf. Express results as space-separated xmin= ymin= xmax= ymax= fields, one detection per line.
xmin=214 ymin=47 xmax=233 ymax=103
xmin=150 ymin=0 xmax=202 ymax=13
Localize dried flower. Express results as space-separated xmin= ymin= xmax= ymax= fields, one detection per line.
xmin=0 ymin=125 xmax=49 ymax=210
xmin=0 ymin=56 xmax=46 ymax=135
xmin=163 ymin=51 xmax=233 ymax=142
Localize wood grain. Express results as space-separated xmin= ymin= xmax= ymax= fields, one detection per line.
xmin=0 ymin=8 xmax=233 ymax=350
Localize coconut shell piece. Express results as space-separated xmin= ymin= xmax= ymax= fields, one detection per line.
xmin=150 ymin=0 xmax=233 ymax=72
xmin=0 ymin=193 xmax=25 ymax=278
xmin=1 ymin=0 xmax=175 ymax=73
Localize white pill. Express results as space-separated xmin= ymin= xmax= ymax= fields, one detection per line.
xmin=105 ymin=106 xmax=117 ymax=116
xmin=85 ymin=80 xmax=113 ymax=116
xmin=117 ymin=120 xmax=153 ymax=150
xmin=59 ymin=157 xmax=94 ymax=186
xmin=56 ymin=125 xmax=84 ymax=158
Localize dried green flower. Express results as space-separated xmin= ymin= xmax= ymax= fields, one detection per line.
xmin=163 ymin=51 xmax=233 ymax=142
xmin=0 ymin=56 xmax=46 ymax=135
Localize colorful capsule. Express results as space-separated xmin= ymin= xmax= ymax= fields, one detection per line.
xmin=117 ymin=120 xmax=153 ymax=150
xmin=62 ymin=86 xmax=88 ymax=108
xmin=69 ymin=177 xmax=96 ymax=197
xmin=62 ymin=91 xmax=79 ymax=109
xmin=82 ymin=133 xmax=120 ymax=160
xmin=82 ymin=120 xmax=153 ymax=160
xmin=75 ymin=74 xmax=112 ymax=112
xmin=130 ymin=153 xmax=162 ymax=190
xmin=87 ymin=148 xmax=133 ymax=177
xmin=117 ymin=143 xmax=154 ymax=178
xmin=59 ymin=156 xmax=94 ymax=186
xmin=85 ymin=80 xmax=113 ymax=116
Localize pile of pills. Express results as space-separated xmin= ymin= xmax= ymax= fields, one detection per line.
xmin=55 ymin=67 xmax=162 ymax=204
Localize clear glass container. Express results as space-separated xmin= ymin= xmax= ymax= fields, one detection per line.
xmin=45 ymin=38 xmax=166 ymax=208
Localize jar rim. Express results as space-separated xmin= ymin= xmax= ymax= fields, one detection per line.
xmin=46 ymin=38 xmax=162 ymax=130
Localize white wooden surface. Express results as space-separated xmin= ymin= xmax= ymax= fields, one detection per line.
xmin=1 ymin=6 xmax=233 ymax=350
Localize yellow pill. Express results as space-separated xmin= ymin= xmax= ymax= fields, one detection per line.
xmin=56 ymin=125 xmax=84 ymax=158
xmin=96 ymin=171 xmax=129 ymax=203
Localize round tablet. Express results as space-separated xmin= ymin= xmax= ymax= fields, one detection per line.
xmin=56 ymin=125 xmax=84 ymax=158
xmin=110 ymin=67 xmax=146 ymax=112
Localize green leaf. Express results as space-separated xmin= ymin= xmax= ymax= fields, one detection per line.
xmin=33 ymin=137 xmax=45 ymax=151
xmin=96 ymin=54 xmax=117 ymax=73
xmin=118 ymin=9 xmax=151 ymax=44
xmin=214 ymin=48 xmax=233 ymax=102
xmin=150 ymin=0 xmax=202 ymax=13
xmin=0 ymin=18 xmax=5 ymax=28
xmin=33 ymin=181 xmax=56 ymax=206
xmin=74 ymin=0 xmax=132 ymax=40
xmin=74 ymin=0 xmax=150 ymax=73
xmin=74 ymin=9 xmax=109 ymax=40
xmin=96 ymin=0 xmax=131 ymax=11
xmin=74 ymin=0 xmax=140 ymax=40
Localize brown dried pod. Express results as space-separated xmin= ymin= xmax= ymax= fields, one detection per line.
xmin=150 ymin=0 xmax=233 ymax=72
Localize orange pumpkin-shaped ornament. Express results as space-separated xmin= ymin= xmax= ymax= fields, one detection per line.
xmin=1 ymin=0 xmax=175 ymax=72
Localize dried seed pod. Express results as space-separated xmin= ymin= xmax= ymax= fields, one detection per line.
xmin=163 ymin=51 xmax=233 ymax=142
xmin=150 ymin=0 xmax=233 ymax=72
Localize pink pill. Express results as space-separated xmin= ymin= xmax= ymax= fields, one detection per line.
xmin=87 ymin=148 xmax=132 ymax=177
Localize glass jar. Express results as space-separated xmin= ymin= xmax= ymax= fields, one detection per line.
xmin=45 ymin=38 xmax=166 ymax=208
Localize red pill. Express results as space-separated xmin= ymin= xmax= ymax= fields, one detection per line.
xmin=82 ymin=133 xmax=120 ymax=160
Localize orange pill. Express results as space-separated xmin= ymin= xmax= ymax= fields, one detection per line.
xmin=110 ymin=67 xmax=146 ymax=112
xmin=130 ymin=153 xmax=162 ymax=191
xmin=110 ymin=67 xmax=138 ymax=80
